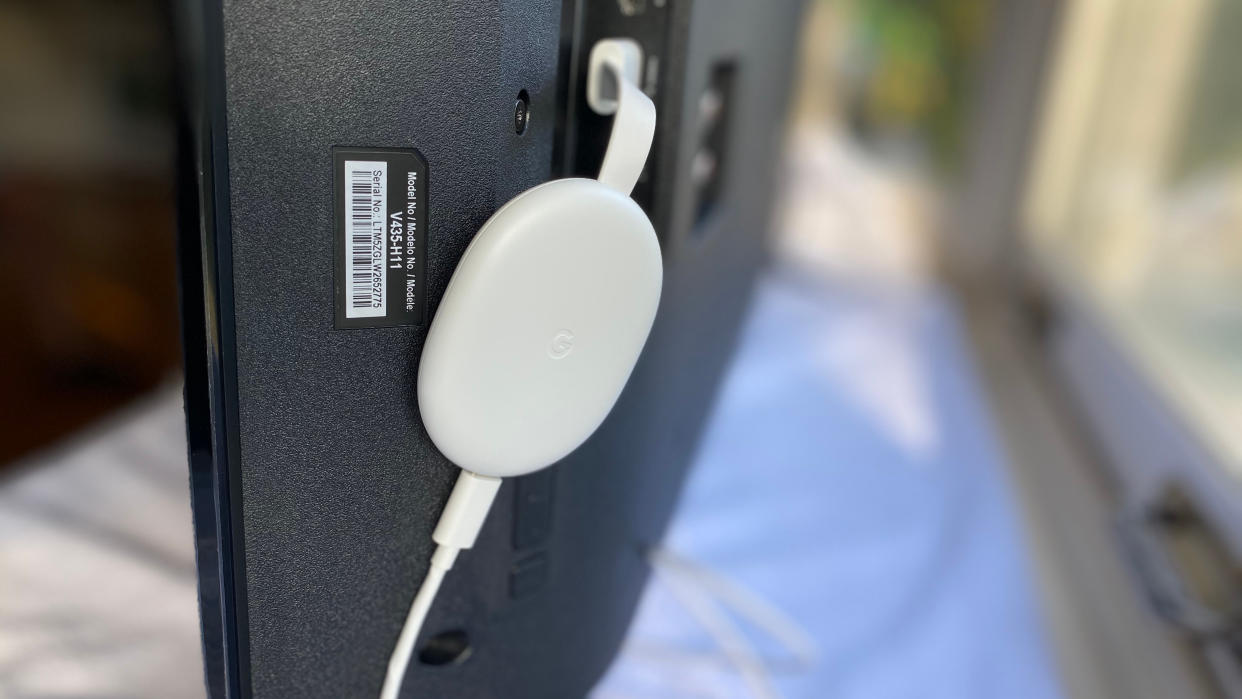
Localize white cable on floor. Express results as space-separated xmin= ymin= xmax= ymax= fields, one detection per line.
xmin=654 ymin=557 xmax=777 ymax=699
xmin=650 ymin=548 xmax=818 ymax=672
xmin=639 ymin=547 xmax=820 ymax=699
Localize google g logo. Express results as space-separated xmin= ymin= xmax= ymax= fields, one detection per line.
xmin=547 ymin=330 xmax=575 ymax=360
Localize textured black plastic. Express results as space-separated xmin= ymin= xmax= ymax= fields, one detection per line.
xmin=190 ymin=0 xmax=804 ymax=696
xmin=218 ymin=1 xmax=562 ymax=695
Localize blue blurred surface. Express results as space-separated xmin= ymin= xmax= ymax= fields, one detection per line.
xmin=596 ymin=268 xmax=1063 ymax=699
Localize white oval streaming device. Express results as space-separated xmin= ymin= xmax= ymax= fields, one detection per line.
xmin=383 ymin=39 xmax=658 ymax=699
xmin=417 ymin=177 xmax=662 ymax=477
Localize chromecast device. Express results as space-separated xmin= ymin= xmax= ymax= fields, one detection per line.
xmin=417 ymin=38 xmax=661 ymax=479
xmin=385 ymin=38 xmax=659 ymax=699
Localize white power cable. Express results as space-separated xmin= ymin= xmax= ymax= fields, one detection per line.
xmin=380 ymin=545 xmax=455 ymax=699
xmin=379 ymin=472 xmax=499 ymax=699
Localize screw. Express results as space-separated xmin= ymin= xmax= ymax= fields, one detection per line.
xmin=514 ymin=90 xmax=530 ymax=135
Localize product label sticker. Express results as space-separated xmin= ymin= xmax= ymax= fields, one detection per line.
xmin=333 ymin=147 xmax=428 ymax=328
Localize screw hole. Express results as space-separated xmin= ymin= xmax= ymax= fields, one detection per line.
xmin=418 ymin=629 xmax=473 ymax=666
xmin=514 ymin=89 xmax=530 ymax=135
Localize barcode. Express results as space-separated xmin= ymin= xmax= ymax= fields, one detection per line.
xmin=344 ymin=160 xmax=387 ymax=318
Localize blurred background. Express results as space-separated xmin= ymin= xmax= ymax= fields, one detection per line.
xmin=0 ymin=1 xmax=178 ymax=467
xmin=2 ymin=0 xmax=1241 ymax=697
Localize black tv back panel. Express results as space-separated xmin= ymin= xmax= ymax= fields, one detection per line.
xmin=176 ymin=1 xmax=804 ymax=696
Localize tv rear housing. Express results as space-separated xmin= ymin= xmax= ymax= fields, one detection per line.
xmin=175 ymin=1 xmax=804 ymax=696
